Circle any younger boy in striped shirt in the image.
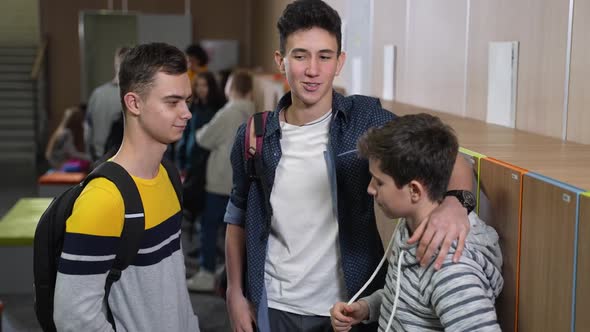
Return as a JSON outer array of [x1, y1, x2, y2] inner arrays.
[[330, 114, 504, 332]]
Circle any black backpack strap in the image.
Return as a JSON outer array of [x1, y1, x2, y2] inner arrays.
[[253, 111, 265, 137], [84, 162, 145, 330], [245, 112, 273, 218], [161, 157, 182, 205]]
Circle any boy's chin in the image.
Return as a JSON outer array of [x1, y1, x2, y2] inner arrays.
[[382, 210, 398, 220], [384, 210, 404, 221]]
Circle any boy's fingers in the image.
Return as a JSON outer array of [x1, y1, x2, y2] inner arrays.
[[415, 224, 434, 261], [453, 228, 468, 263], [407, 219, 427, 244], [420, 231, 444, 266], [434, 233, 455, 270], [333, 319, 351, 327], [331, 304, 352, 322]]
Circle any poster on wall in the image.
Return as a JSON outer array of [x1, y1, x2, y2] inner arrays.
[[343, 0, 373, 96], [80, 12, 192, 100]]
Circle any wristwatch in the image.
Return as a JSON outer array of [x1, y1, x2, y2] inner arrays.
[[444, 190, 476, 214]]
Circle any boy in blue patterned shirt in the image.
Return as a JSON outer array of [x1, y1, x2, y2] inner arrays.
[[224, 1, 475, 331]]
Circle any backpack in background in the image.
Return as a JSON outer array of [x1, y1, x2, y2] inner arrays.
[[181, 147, 209, 221], [33, 159, 182, 332]]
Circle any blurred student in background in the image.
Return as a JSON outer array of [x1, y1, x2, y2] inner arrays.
[[186, 43, 209, 84], [187, 70, 255, 292], [45, 104, 91, 173], [179, 71, 226, 228], [84, 47, 129, 160]]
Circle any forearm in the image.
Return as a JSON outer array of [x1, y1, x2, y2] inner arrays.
[[225, 224, 246, 292], [224, 125, 248, 293], [360, 289, 383, 323], [447, 155, 472, 191], [54, 272, 114, 332]]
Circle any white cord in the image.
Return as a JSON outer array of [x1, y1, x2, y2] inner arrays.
[[384, 250, 405, 332], [347, 220, 403, 305]]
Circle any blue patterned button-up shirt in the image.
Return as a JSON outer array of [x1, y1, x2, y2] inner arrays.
[[225, 91, 396, 331]]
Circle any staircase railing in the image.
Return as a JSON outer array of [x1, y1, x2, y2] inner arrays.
[[31, 39, 47, 81], [30, 39, 49, 173]]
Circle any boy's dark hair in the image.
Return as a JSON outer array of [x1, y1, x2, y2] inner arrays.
[[115, 46, 130, 60], [118, 42, 187, 110], [230, 70, 253, 96], [277, 0, 342, 55], [185, 43, 209, 66], [358, 113, 459, 202]]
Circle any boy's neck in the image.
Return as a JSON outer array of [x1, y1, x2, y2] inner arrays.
[[405, 200, 441, 235], [111, 132, 167, 179], [286, 91, 333, 125]]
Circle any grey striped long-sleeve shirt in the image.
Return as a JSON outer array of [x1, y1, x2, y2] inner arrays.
[[362, 213, 504, 332]]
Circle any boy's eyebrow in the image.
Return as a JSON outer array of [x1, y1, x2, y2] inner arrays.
[[290, 48, 310, 54], [368, 170, 379, 180], [163, 94, 190, 101], [290, 48, 336, 54]]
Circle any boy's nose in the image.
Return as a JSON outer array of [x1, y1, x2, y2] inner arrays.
[[305, 59, 319, 77], [181, 102, 192, 119], [367, 181, 377, 196]]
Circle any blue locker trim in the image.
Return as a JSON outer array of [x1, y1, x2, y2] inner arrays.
[[525, 172, 585, 193], [525, 172, 583, 332]]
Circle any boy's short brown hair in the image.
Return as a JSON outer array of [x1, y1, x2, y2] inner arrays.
[[230, 70, 253, 96], [357, 113, 459, 202]]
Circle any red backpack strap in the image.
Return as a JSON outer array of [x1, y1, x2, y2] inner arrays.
[[244, 111, 274, 218], [245, 111, 270, 160]]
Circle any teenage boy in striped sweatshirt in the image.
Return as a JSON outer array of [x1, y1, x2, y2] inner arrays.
[[331, 114, 504, 332], [54, 43, 200, 331]]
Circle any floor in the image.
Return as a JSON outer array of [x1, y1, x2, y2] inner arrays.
[[0, 161, 231, 332]]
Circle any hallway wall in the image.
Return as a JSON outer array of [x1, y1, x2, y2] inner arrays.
[[40, 0, 249, 132], [0, 0, 39, 46]]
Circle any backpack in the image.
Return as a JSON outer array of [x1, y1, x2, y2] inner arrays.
[[244, 111, 272, 216], [217, 111, 271, 299], [33, 159, 182, 332], [181, 147, 209, 221]]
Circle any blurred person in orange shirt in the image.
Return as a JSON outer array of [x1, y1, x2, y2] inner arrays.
[[186, 43, 209, 83]]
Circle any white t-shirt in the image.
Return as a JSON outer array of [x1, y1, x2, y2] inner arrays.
[[265, 110, 347, 316]]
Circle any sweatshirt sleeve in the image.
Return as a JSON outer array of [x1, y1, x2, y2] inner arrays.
[[195, 107, 229, 151], [224, 123, 248, 226], [360, 289, 384, 323], [53, 180, 124, 332], [430, 263, 501, 332]]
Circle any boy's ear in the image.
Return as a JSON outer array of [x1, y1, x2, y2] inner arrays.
[[408, 181, 424, 202], [274, 50, 286, 74], [123, 92, 141, 116], [335, 51, 346, 76]]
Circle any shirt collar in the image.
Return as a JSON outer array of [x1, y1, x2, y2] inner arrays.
[[265, 90, 352, 137]]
